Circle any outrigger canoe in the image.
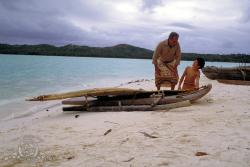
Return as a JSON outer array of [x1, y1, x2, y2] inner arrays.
[[27, 84, 212, 112], [62, 84, 212, 112], [202, 66, 250, 81]]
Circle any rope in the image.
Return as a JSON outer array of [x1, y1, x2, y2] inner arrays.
[[148, 92, 164, 110]]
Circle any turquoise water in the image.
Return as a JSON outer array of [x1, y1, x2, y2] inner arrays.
[[0, 54, 243, 118]]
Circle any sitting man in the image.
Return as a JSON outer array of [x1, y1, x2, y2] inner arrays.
[[178, 58, 205, 90]]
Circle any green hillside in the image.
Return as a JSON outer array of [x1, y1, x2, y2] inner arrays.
[[0, 43, 249, 63]]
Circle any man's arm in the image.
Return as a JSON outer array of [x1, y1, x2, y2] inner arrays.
[[178, 67, 187, 90], [175, 43, 181, 67], [152, 42, 163, 65], [195, 71, 201, 88]]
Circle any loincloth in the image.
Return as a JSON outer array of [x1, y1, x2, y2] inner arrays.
[[182, 81, 196, 90]]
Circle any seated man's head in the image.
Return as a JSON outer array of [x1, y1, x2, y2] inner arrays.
[[193, 58, 205, 69], [168, 32, 179, 47]]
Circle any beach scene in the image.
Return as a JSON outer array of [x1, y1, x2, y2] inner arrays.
[[1, 1, 250, 167]]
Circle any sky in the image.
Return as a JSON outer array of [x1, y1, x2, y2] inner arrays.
[[0, 0, 250, 54]]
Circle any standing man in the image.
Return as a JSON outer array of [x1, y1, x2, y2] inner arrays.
[[152, 32, 181, 90]]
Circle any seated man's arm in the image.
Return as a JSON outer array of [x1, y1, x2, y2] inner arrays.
[[178, 67, 187, 90], [195, 71, 201, 88]]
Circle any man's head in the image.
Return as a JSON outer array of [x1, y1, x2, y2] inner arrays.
[[168, 32, 179, 47], [193, 57, 205, 69]]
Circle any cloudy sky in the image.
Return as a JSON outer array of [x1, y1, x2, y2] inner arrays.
[[0, 0, 250, 54]]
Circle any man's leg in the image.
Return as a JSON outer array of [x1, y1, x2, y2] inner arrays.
[[171, 84, 175, 90]]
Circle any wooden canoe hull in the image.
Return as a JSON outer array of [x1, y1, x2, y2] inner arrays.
[[62, 84, 212, 111], [202, 66, 250, 80], [62, 84, 211, 106], [217, 79, 250, 85], [63, 101, 191, 112], [27, 87, 185, 101]]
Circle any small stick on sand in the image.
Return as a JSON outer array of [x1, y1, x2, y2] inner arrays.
[[104, 129, 112, 136], [122, 157, 135, 162], [139, 131, 158, 138], [195, 152, 208, 156], [104, 121, 120, 125]]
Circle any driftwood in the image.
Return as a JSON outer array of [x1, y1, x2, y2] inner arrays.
[[122, 157, 135, 162], [104, 129, 112, 136], [63, 100, 191, 112], [195, 152, 208, 156], [104, 121, 119, 125], [139, 132, 158, 138]]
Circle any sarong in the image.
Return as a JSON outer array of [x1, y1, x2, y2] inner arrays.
[[155, 59, 179, 88]]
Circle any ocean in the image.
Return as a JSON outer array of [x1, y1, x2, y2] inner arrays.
[[0, 54, 243, 119]]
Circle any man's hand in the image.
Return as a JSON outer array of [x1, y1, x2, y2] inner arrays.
[[155, 64, 161, 75]]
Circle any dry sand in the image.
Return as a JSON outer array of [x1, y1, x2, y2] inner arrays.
[[0, 75, 250, 167]]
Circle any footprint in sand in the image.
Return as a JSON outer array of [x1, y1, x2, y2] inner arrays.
[[64, 127, 76, 133]]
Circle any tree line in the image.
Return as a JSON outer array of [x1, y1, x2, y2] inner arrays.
[[0, 43, 249, 63]]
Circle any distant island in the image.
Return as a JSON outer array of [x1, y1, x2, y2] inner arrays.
[[0, 43, 249, 63]]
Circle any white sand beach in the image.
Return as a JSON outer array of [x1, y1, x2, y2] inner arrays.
[[0, 75, 250, 167]]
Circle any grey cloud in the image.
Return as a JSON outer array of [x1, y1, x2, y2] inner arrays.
[[221, 41, 234, 49], [0, 0, 113, 46], [240, 5, 250, 23], [179, 26, 250, 54], [0, 0, 250, 54], [170, 23, 196, 30], [142, 0, 162, 11]]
